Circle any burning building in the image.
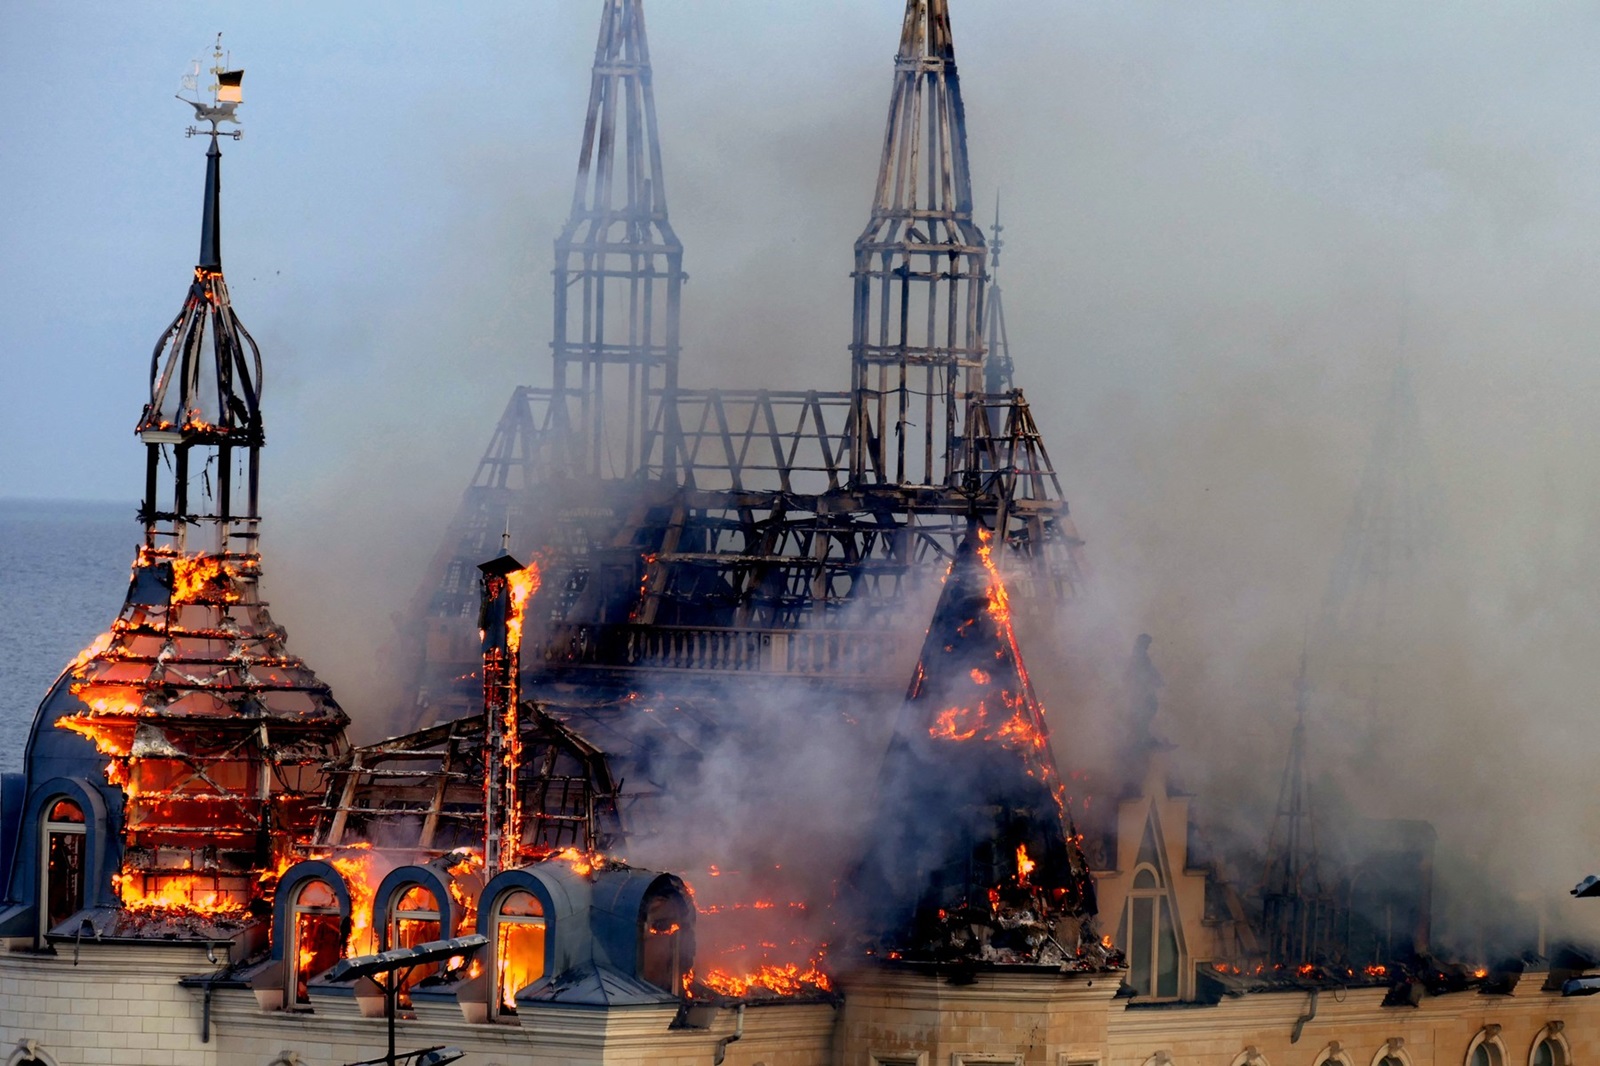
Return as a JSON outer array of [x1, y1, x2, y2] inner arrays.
[[0, 74, 349, 947], [3, 4, 1600, 1066]]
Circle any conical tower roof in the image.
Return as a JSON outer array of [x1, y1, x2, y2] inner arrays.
[[5, 112, 348, 940], [851, 526, 1099, 965]]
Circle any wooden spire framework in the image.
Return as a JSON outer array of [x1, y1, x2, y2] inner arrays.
[[850, 0, 988, 488], [402, 0, 1087, 728], [552, 0, 685, 481]]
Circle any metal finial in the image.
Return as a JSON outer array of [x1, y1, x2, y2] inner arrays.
[[989, 191, 1005, 275]]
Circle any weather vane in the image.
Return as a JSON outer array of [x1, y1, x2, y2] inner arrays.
[[178, 33, 244, 140]]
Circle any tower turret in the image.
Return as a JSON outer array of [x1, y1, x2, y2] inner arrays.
[[0, 58, 348, 942]]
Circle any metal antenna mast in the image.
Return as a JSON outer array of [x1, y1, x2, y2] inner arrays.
[[850, 0, 988, 488], [552, 0, 684, 480]]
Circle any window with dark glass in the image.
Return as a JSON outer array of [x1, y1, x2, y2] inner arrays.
[[1532, 1038, 1566, 1066], [41, 798, 87, 940], [1470, 1042, 1503, 1066], [1115, 817, 1179, 998]]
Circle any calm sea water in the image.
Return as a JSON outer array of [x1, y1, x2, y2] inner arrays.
[[0, 499, 139, 774]]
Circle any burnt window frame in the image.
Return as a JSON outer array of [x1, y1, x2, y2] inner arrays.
[[288, 876, 343, 1006], [639, 879, 691, 995], [488, 886, 548, 1019], [37, 795, 87, 945], [384, 882, 445, 1006]]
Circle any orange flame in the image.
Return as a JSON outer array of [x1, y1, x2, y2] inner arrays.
[[695, 961, 832, 998], [168, 555, 242, 604], [504, 564, 541, 661], [1016, 844, 1036, 885], [327, 844, 385, 956], [113, 872, 247, 916]]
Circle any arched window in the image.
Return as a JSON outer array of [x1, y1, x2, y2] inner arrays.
[[1468, 1029, 1507, 1066], [289, 879, 342, 1005], [1371, 1041, 1412, 1066], [39, 798, 86, 941], [491, 889, 546, 1017], [1530, 1026, 1569, 1066], [1118, 864, 1178, 998], [385, 884, 443, 1006], [640, 880, 691, 994], [6, 1044, 61, 1066], [1115, 813, 1181, 999]]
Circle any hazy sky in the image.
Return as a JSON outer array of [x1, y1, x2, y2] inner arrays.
[[7, 1, 1600, 935]]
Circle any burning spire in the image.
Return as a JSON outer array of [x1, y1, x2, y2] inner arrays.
[[553, 0, 685, 480], [850, 0, 988, 487], [849, 525, 1101, 966], [7, 65, 349, 934]]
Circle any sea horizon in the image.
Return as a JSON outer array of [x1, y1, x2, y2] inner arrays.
[[0, 498, 139, 774]]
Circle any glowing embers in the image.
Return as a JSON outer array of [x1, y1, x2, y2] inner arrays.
[[692, 962, 831, 999], [491, 889, 546, 1014], [921, 530, 1057, 771], [685, 865, 832, 1003]]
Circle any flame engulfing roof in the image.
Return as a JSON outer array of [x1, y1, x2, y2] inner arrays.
[[848, 526, 1106, 968], [46, 548, 348, 927]]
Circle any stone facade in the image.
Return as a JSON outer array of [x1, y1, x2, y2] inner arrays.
[[6, 938, 1600, 1066]]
